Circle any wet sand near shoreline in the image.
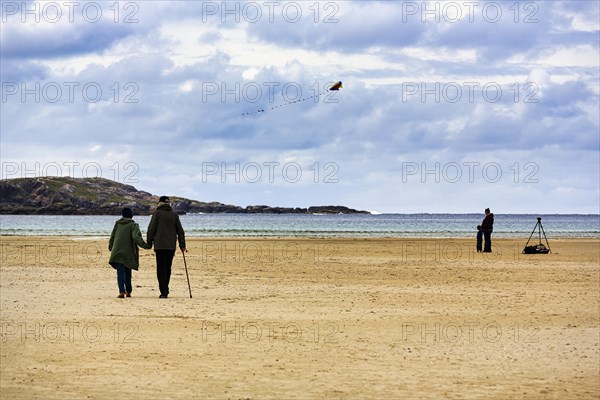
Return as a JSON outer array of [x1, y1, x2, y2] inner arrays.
[[1, 236, 599, 399]]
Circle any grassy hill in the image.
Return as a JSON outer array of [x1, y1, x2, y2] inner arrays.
[[0, 177, 368, 215]]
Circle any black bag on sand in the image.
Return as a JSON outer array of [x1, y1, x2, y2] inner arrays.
[[523, 244, 550, 254]]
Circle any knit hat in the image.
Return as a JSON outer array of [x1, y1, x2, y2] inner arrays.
[[159, 196, 170, 203], [121, 207, 133, 218]]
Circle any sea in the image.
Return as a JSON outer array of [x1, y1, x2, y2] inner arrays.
[[0, 214, 598, 239]]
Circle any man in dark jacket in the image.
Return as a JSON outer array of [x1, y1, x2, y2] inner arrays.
[[480, 208, 494, 252], [147, 196, 186, 298]]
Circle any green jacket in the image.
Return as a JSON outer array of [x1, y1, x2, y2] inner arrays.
[[147, 203, 186, 251], [108, 218, 149, 270]]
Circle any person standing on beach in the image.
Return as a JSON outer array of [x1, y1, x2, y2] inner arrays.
[[477, 208, 494, 253], [146, 196, 187, 298], [108, 207, 151, 298]]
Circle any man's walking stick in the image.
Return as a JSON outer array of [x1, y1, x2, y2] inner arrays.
[[182, 249, 192, 298]]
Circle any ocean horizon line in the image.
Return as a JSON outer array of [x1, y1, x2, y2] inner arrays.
[[1, 213, 598, 239], [1, 212, 598, 216]]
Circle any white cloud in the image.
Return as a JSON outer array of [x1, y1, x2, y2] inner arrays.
[[1, 0, 598, 213], [536, 45, 600, 68]]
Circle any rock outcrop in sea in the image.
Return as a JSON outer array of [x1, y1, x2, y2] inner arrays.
[[0, 177, 370, 215]]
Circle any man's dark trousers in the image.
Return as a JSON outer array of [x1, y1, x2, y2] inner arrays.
[[483, 229, 492, 252], [156, 249, 175, 296]]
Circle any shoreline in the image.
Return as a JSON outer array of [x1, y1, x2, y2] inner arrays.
[[2, 213, 597, 240], [1, 234, 598, 240]]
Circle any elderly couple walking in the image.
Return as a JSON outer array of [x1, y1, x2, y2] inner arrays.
[[108, 196, 186, 299]]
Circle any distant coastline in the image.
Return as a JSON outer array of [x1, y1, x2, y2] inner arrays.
[[0, 177, 369, 215]]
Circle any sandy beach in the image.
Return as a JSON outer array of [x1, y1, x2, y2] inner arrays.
[[1, 236, 598, 399]]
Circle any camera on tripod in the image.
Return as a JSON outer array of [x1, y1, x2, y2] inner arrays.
[[523, 217, 551, 254]]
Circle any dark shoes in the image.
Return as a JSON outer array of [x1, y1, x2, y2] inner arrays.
[[119, 292, 167, 298]]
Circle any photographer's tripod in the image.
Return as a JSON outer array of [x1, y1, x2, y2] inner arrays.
[[523, 217, 551, 254]]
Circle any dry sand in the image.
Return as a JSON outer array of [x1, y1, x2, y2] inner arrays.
[[1, 236, 599, 399]]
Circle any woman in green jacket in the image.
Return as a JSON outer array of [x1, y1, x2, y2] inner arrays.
[[108, 208, 150, 298]]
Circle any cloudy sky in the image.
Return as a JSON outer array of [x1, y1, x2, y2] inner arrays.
[[1, 1, 598, 213]]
